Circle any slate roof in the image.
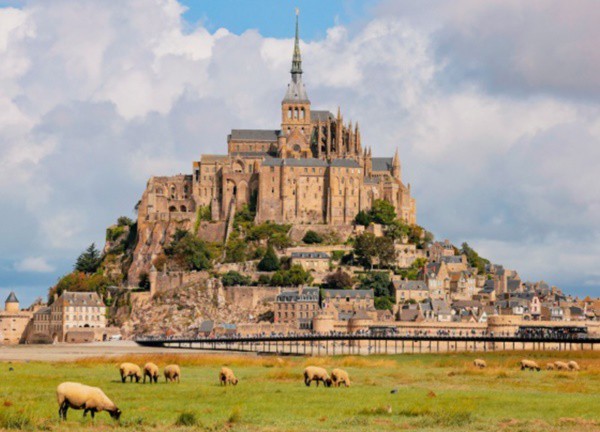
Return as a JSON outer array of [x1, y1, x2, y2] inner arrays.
[[262, 158, 329, 167], [291, 252, 330, 259], [330, 159, 361, 168], [5, 291, 18, 303], [323, 289, 374, 299], [57, 291, 104, 307], [399, 309, 421, 322], [276, 288, 319, 302], [393, 280, 428, 291], [364, 177, 380, 185], [229, 129, 280, 142], [198, 320, 214, 333], [441, 256, 464, 264], [371, 157, 393, 172], [311, 110, 334, 122]]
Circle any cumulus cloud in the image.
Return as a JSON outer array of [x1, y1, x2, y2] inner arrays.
[[0, 0, 599, 304], [14, 256, 54, 273]]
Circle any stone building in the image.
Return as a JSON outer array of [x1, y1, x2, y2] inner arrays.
[[30, 291, 108, 343], [274, 287, 319, 329], [0, 292, 33, 345], [322, 289, 375, 314], [290, 251, 330, 272], [136, 12, 416, 242]]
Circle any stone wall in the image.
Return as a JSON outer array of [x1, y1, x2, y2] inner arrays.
[[150, 270, 210, 296], [224, 286, 282, 310]]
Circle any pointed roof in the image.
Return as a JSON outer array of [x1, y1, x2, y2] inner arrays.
[[283, 9, 309, 103], [5, 291, 18, 303]]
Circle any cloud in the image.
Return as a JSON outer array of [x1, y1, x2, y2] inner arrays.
[[0, 0, 599, 304], [14, 256, 55, 273]]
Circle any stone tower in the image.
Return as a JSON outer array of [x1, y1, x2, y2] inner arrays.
[[280, 9, 311, 158], [5, 291, 19, 313]]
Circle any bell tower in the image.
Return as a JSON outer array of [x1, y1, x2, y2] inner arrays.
[[281, 9, 311, 157]]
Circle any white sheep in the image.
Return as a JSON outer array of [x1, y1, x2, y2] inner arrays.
[[568, 361, 580, 371], [56, 382, 121, 420], [554, 361, 569, 371], [520, 359, 540, 371], [119, 362, 142, 383], [143, 362, 159, 384], [164, 364, 181, 383], [303, 366, 332, 387], [331, 368, 351, 387], [473, 359, 487, 369], [219, 367, 238, 386]]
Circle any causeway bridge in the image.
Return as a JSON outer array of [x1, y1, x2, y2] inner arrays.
[[135, 334, 600, 356]]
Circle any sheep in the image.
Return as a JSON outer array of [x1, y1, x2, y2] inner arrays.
[[473, 359, 487, 369], [164, 364, 181, 383], [143, 362, 159, 384], [219, 367, 238, 386], [520, 359, 540, 371], [56, 382, 121, 421], [546, 362, 555, 371], [303, 366, 332, 387], [568, 361, 580, 371], [554, 361, 570, 371], [119, 362, 142, 383], [331, 368, 351, 387]]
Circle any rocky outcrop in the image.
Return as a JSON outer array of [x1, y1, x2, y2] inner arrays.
[[121, 278, 273, 338]]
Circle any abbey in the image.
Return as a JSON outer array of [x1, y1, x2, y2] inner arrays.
[[140, 14, 416, 228]]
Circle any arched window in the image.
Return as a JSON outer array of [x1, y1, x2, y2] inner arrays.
[[294, 107, 299, 119], [300, 108, 305, 119], [169, 206, 176, 212], [180, 205, 187, 212], [170, 185, 176, 199], [288, 108, 292, 119], [155, 187, 163, 195]]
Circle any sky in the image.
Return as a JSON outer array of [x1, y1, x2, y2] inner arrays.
[[0, 0, 599, 306]]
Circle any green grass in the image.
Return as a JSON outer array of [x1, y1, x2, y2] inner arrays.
[[1, 352, 600, 431]]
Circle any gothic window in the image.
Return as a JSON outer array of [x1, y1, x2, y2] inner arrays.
[[288, 108, 292, 119], [170, 186, 176, 199], [180, 205, 187, 212], [169, 206, 176, 212], [300, 108, 305, 119], [294, 107, 299, 119]]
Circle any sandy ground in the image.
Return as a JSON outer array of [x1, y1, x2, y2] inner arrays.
[[0, 341, 230, 362]]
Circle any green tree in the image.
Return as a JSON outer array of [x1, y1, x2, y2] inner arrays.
[[48, 272, 112, 304], [353, 232, 379, 269], [74, 243, 102, 274], [385, 220, 410, 242], [224, 233, 248, 263], [302, 230, 323, 244], [375, 236, 396, 268], [257, 245, 280, 271], [221, 271, 251, 286], [370, 199, 397, 225], [461, 242, 490, 274], [164, 231, 212, 271], [354, 210, 372, 227], [270, 265, 311, 286], [374, 296, 394, 311], [358, 272, 392, 297], [324, 269, 353, 290], [269, 232, 292, 250]]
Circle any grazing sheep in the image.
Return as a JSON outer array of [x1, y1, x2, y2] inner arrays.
[[546, 362, 555, 371], [568, 361, 580, 371], [473, 359, 487, 369], [219, 367, 238, 386], [143, 362, 159, 384], [331, 368, 351, 387], [554, 361, 570, 371], [56, 382, 121, 421], [520, 359, 541, 371], [303, 366, 332, 387], [164, 364, 181, 383], [119, 362, 142, 383]]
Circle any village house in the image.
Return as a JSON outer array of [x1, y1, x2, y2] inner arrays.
[[393, 280, 429, 305], [274, 287, 319, 329], [322, 289, 374, 314], [290, 251, 330, 272], [428, 240, 456, 262]]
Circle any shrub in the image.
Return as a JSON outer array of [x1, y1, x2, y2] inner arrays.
[[358, 272, 392, 297], [257, 274, 271, 285], [224, 234, 248, 263], [117, 216, 133, 226], [302, 230, 323, 244], [258, 245, 280, 272], [175, 412, 198, 427], [106, 225, 125, 242], [270, 265, 312, 286], [221, 271, 251, 287], [370, 199, 396, 225], [324, 269, 353, 290], [164, 229, 212, 271], [354, 210, 372, 227], [331, 250, 345, 261], [375, 296, 394, 311]]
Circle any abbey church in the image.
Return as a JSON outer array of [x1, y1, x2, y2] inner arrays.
[[139, 14, 416, 230]]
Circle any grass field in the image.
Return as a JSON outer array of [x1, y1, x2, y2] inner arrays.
[[1, 351, 600, 431]]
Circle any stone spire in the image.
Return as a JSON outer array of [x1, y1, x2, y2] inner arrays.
[[283, 9, 309, 103], [392, 147, 401, 179]]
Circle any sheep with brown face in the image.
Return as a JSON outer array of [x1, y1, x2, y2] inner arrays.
[[119, 362, 142, 383], [520, 359, 541, 371], [303, 366, 332, 387], [164, 364, 181, 383], [219, 367, 238, 386], [143, 362, 159, 383], [473, 359, 487, 369], [331, 368, 350, 387], [57, 382, 121, 421]]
